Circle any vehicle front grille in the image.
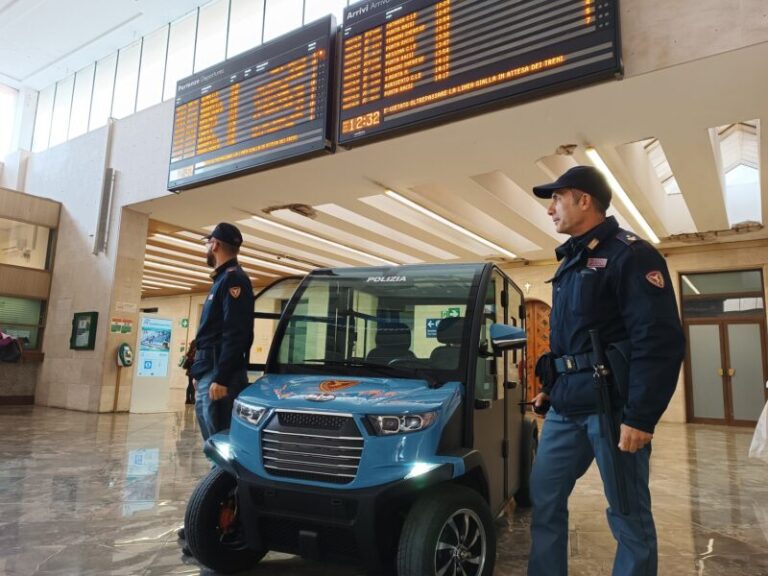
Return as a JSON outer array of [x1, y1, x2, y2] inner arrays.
[[262, 410, 363, 484]]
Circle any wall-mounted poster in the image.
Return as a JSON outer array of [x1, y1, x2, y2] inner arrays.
[[70, 311, 98, 350], [136, 317, 172, 378]]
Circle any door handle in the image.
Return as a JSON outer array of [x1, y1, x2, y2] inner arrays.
[[727, 368, 735, 377], [718, 368, 724, 376]]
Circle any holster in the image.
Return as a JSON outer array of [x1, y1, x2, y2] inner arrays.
[[534, 351, 557, 393], [604, 339, 631, 402]]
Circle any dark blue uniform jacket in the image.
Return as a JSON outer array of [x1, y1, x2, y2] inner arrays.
[[547, 216, 685, 433], [193, 258, 255, 387]]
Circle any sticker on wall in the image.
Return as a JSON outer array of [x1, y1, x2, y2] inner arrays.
[[111, 318, 134, 334], [180, 318, 189, 328]]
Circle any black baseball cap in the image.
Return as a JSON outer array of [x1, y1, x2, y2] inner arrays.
[[533, 165, 612, 209], [204, 222, 243, 248]]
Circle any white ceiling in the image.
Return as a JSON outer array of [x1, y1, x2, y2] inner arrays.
[[0, 0, 208, 89], [0, 0, 764, 295], [133, 39, 768, 295]]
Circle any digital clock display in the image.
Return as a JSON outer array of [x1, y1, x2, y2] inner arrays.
[[168, 16, 336, 191], [337, 0, 621, 146]]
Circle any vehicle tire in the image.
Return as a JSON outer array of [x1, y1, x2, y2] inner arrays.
[[514, 418, 538, 508], [397, 485, 495, 576], [184, 467, 265, 574]]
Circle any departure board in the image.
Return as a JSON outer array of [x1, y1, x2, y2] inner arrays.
[[168, 17, 335, 190], [338, 0, 620, 145]]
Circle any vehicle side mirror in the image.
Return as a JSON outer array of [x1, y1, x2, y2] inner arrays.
[[490, 323, 527, 351]]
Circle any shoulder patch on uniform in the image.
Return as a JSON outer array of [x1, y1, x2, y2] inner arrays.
[[645, 271, 665, 288], [616, 231, 638, 245], [229, 286, 242, 299]]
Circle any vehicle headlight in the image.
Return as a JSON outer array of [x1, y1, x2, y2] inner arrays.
[[366, 411, 437, 435], [234, 399, 267, 426]]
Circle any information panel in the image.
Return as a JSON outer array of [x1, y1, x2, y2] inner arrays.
[[137, 317, 172, 378], [168, 16, 335, 190], [338, 0, 620, 145]]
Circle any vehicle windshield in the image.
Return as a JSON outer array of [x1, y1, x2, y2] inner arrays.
[[270, 264, 485, 383]]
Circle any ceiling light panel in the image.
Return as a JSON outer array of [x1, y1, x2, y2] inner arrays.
[[359, 195, 495, 257], [314, 203, 459, 260], [182, 228, 351, 268], [585, 147, 661, 244], [246, 216, 399, 266], [269, 209, 422, 264]]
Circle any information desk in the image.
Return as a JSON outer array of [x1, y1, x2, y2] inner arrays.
[[338, 0, 620, 145], [168, 16, 335, 190]]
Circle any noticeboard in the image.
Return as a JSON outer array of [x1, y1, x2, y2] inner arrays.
[[337, 0, 621, 146], [168, 16, 336, 190]]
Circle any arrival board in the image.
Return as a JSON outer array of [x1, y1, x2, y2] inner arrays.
[[338, 0, 620, 145], [168, 16, 335, 190]]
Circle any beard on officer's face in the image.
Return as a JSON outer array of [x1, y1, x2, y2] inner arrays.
[[206, 248, 215, 268]]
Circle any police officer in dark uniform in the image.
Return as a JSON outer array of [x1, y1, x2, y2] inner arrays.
[[527, 166, 685, 576], [190, 222, 255, 440]]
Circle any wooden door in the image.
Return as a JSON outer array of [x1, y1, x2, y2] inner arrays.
[[524, 299, 551, 403]]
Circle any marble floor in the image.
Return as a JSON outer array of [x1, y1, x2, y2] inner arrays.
[[0, 405, 766, 576]]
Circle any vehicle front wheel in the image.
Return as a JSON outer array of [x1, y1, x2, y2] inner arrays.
[[184, 467, 265, 574], [397, 485, 495, 576]]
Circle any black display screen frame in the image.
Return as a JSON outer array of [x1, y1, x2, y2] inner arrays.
[[167, 15, 337, 191], [337, 0, 622, 147]]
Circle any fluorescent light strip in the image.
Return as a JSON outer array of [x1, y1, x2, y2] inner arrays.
[[144, 261, 212, 279], [250, 215, 398, 266], [152, 233, 206, 252], [142, 269, 210, 284], [384, 190, 518, 259], [585, 147, 661, 244], [682, 275, 701, 295], [145, 254, 214, 273], [143, 275, 196, 287], [175, 230, 317, 270], [142, 279, 193, 290], [237, 254, 307, 275], [146, 244, 205, 261]]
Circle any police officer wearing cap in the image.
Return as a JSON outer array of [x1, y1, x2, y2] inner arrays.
[[527, 166, 685, 576], [190, 222, 255, 440]]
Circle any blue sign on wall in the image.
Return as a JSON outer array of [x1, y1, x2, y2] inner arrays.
[[426, 318, 441, 338]]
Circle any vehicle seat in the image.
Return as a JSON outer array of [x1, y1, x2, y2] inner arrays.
[[429, 317, 464, 369], [366, 322, 416, 364]]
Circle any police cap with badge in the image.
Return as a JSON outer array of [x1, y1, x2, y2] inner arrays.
[[204, 222, 243, 248], [532, 165, 612, 212]]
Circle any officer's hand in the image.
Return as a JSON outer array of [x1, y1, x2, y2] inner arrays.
[[209, 382, 228, 401], [618, 424, 652, 453], [192, 379, 197, 390], [533, 392, 550, 416]]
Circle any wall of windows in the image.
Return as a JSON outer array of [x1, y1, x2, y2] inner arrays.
[[31, 0, 359, 152], [0, 84, 18, 159]]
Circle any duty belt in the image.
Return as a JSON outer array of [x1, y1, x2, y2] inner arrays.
[[195, 348, 215, 361], [554, 352, 594, 374]]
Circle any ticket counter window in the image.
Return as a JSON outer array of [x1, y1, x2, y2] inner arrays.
[[0, 296, 45, 349], [0, 217, 52, 271]]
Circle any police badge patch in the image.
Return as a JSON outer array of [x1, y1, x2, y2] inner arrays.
[[229, 286, 242, 298], [645, 271, 665, 288]]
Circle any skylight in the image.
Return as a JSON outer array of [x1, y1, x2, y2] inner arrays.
[[642, 138, 681, 196], [714, 120, 761, 226]]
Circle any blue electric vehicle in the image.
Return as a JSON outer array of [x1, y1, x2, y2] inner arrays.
[[184, 263, 537, 575]]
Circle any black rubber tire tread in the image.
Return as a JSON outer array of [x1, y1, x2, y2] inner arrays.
[[514, 418, 539, 508], [184, 467, 264, 574], [397, 484, 496, 576]]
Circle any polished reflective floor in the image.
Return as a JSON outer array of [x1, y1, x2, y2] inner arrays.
[[0, 406, 766, 575]]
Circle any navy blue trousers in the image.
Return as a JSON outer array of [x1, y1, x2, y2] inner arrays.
[[528, 409, 657, 576]]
